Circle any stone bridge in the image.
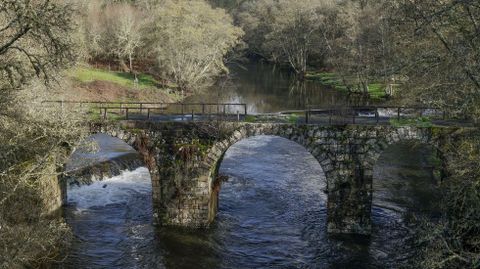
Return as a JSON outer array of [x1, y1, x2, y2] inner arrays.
[[88, 120, 453, 235]]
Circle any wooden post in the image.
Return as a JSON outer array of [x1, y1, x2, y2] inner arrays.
[[397, 107, 401, 121], [305, 110, 309, 124], [244, 104, 247, 118], [191, 110, 194, 121], [125, 108, 129, 120], [140, 103, 143, 114], [103, 108, 107, 120], [375, 108, 379, 124], [202, 103, 205, 115], [237, 110, 240, 122], [147, 108, 151, 120]]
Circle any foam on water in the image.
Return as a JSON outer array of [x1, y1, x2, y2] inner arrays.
[[67, 167, 151, 210]]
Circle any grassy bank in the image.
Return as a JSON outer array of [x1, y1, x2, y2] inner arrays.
[[70, 67, 167, 90], [64, 66, 182, 103], [305, 71, 387, 99]]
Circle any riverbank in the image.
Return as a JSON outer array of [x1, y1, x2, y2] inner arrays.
[[57, 65, 183, 103], [305, 71, 389, 99]]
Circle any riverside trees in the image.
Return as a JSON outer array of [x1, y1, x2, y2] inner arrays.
[[80, 0, 243, 94], [149, 0, 244, 92], [0, 0, 87, 266], [237, 0, 336, 78]]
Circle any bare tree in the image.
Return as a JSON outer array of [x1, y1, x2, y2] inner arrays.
[[149, 0, 244, 94], [238, 0, 335, 78], [0, 0, 87, 266]]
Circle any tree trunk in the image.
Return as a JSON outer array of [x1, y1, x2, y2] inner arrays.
[[129, 53, 133, 73]]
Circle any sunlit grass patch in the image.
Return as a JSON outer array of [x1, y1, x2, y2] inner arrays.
[[306, 71, 387, 99], [390, 117, 433, 128], [69, 67, 160, 90]]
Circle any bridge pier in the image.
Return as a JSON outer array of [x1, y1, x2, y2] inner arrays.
[[326, 161, 373, 234]]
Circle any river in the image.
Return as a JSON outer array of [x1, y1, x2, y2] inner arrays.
[[184, 61, 375, 114], [57, 63, 441, 268]]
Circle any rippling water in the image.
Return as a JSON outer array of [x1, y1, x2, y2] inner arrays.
[[58, 136, 439, 269]]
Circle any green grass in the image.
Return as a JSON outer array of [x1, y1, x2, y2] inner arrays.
[[287, 113, 300, 123], [70, 67, 161, 90], [368, 83, 386, 99], [390, 117, 433, 128], [244, 115, 257, 123], [306, 71, 387, 99]]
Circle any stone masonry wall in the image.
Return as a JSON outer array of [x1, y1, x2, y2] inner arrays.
[[93, 121, 449, 235]]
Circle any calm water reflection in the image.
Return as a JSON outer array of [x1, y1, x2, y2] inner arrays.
[[185, 62, 354, 113]]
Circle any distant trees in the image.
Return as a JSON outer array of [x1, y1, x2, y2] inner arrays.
[[237, 0, 335, 77], [148, 0, 243, 92], [322, 1, 396, 95], [79, 0, 243, 94], [81, 2, 147, 73]]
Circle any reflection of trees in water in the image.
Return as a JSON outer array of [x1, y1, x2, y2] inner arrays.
[[186, 61, 380, 112], [289, 79, 308, 108]]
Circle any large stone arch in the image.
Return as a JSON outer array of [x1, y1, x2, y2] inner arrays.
[[361, 127, 442, 196], [88, 123, 163, 224], [201, 124, 334, 225]]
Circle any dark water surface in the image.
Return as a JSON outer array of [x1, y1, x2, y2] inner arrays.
[[184, 62, 353, 114], [58, 135, 440, 269]]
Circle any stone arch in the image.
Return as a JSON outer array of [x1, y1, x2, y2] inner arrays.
[[201, 124, 334, 225], [68, 125, 163, 224], [358, 127, 442, 224]]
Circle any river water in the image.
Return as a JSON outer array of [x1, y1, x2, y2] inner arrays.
[[58, 63, 440, 268], [58, 135, 440, 269], [184, 62, 370, 114]]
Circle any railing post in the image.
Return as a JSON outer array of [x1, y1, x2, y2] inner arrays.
[[375, 108, 379, 124], [103, 108, 107, 120], [244, 104, 247, 118], [125, 108, 129, 120], [237, 110, 240, 122], [329, 109, 332, 125], [191, 110, 194, 121], [202, 103, 205, 115], [181, 103, 184, 121], [397, 107, 401, 121], [352, 108, 356, 124], [140, 103, 143, 114], [147, 108, 151, 120], [305, 109, 309, 124]]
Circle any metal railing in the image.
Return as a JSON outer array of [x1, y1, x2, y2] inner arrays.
[[44, 101, 473, 126], [301, 105, 462, 125], [44, 101, 248, 122]]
